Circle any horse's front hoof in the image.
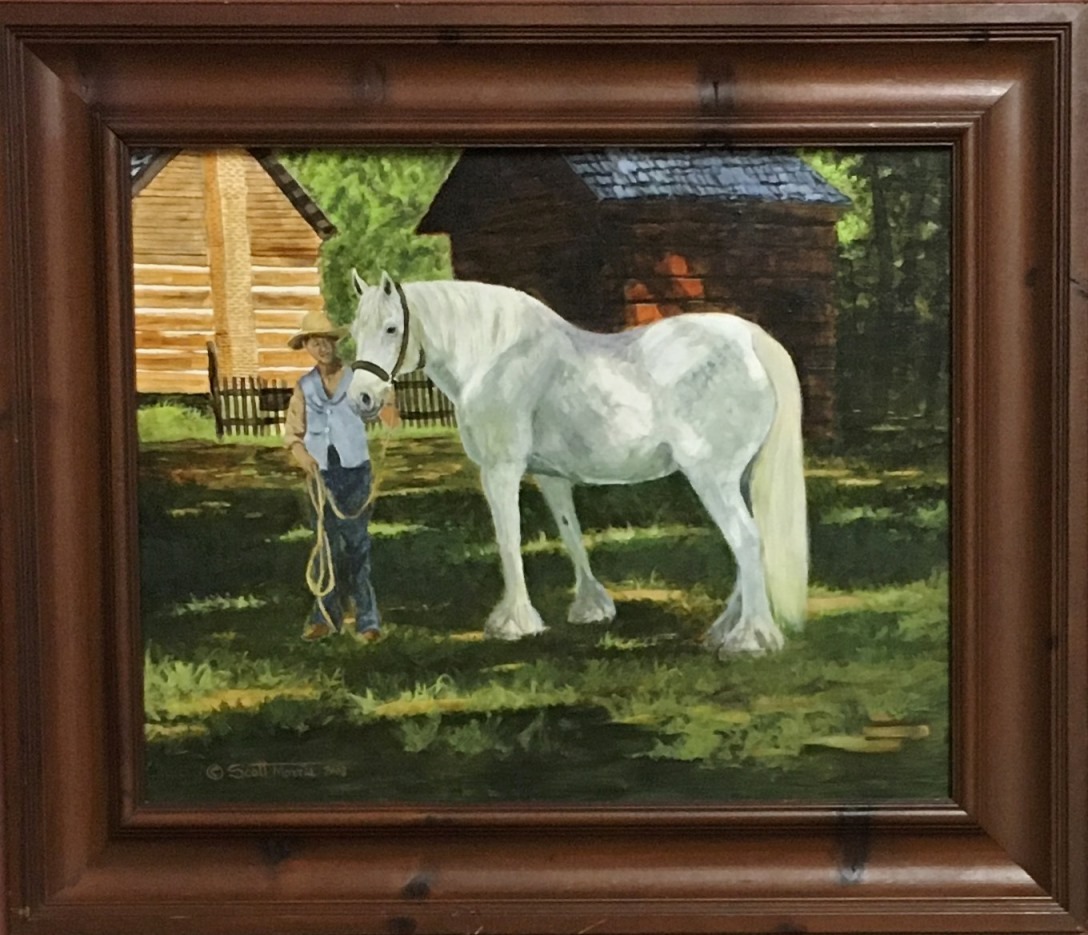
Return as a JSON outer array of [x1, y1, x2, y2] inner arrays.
[[484, 602, 547, 640]]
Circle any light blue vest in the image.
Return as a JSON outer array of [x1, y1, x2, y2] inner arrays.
[[300, 368, 370, 470]]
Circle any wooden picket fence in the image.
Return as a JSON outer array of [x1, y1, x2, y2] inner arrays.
[[392, 371, 457, 428], [207, 343, 293, 438], [206, 342, 456, 439], [210, 377, 294, 438]]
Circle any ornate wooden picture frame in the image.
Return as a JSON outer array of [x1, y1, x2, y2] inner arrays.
[[0, 1, 1084, 932]]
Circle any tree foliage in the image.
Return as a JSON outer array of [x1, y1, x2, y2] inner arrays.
[[276, 149, 459, 327], [806, 150, 951, 436]]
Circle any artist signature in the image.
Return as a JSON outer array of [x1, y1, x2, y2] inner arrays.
[[205, 761, 348, 781]]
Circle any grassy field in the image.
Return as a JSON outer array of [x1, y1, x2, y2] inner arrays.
[[138, 405, 950, 805]]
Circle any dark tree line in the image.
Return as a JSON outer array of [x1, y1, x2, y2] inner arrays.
[[807, 149, 952, 437]]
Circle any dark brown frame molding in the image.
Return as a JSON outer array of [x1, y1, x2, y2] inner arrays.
[[1, 2, 1085, 933]]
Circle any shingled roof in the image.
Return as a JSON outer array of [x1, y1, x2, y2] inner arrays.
[[129, 149, 163, 183], [563, 150, 849, 205], [129, 148, 337, 239]]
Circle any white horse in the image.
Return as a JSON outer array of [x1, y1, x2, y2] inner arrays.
[[347, 272, 808, 655]]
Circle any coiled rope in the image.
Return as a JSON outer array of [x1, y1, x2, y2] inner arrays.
[[303, 433, 389, 632]]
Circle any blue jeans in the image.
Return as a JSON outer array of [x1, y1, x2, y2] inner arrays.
[[308, 454, 379, 634]]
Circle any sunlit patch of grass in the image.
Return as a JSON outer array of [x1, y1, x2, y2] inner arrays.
[[821, 505, 895, 525], [161, 686, 321, 718], [144, 648, 343, 730], [466, 524, 711, 560], [586, 525, 710, 547], [912, 501, 948, 529], [137, 404, 284, 447], [831, 573, 947, 615], [611, 586, 686, 604], [370, 521, 429, 538], [371, 697, 471, 718], [166, 499, 234, 520], [271, 521, 434, 549], [168, 594, 268, 617], [803, 735, 904, 754], [609, 577, 720, 620], [806, 594, 866, 615], [273, 525, 312, 543], [208, 631, 240, 646], [145, 722, 210, 741], [806, 456, 946, 488], [345, 671, 579, 725], [137, 404, 219, 443], [819, 501, 947, 531], [596, 632, 678, 652]]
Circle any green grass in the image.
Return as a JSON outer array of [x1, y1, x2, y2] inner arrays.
[[137, 403, 222, 443], [137, 401, 461, 447], [137, 423, 949, 805]]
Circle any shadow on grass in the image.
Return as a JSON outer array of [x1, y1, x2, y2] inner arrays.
[[146, 700, 950, 806], [138, 438, 951, 806], [140, 466, 948, 618]]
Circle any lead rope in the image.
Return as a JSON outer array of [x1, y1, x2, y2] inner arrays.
[[303, 428, 392, 632]]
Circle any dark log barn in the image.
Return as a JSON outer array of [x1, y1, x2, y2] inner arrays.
[[417, 150, 849, 438]]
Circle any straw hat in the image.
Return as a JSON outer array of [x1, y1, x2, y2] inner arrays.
[[287, 309, 349, 350]]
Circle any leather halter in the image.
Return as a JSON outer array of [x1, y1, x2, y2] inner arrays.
[[351, 281, 424, 383]]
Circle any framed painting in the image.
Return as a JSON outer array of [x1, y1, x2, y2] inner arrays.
[[0, 2, 1085, 934], [133, 143, 951, 808]]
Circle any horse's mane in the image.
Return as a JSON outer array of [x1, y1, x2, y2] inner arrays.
[[403, 279, 566, 364]]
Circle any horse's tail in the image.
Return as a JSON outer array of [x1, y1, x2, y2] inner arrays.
[[747, 324, 809, 631]]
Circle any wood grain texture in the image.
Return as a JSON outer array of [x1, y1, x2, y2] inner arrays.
[[131, 149, 322, 389], [0, 3, 1084, 934]]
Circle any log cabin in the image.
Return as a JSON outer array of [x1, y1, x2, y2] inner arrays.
[[131, 149, 335, 395], [417, 149, 849, 438]]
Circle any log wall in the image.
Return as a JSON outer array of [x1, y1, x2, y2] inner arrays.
[[132, 151, 323, 395], [603, 201, 841, 438], [442, 185, 842, 438], [427, 154, 609, 330]]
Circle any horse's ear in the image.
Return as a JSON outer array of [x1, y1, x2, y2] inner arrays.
[[380, 271, 394, 296], [351, 269, 367, 296]]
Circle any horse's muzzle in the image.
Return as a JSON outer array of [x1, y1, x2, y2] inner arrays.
[[353, 394, 384, 423]]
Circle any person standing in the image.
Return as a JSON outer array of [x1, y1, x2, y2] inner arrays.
[[283, 309, 381, 642]]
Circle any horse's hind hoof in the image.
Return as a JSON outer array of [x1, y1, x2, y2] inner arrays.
[[724, 635, 784, 656], [486, 625, 548, 641], [705, 620, 785, 656], [567, 581, 616, 624], [567, 600, 616, 625]]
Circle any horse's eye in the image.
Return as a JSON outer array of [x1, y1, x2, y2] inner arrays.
[[385, 325, 397, 335]]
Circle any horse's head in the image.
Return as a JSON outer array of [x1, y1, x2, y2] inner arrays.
[[347, 270, 424, 420]]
